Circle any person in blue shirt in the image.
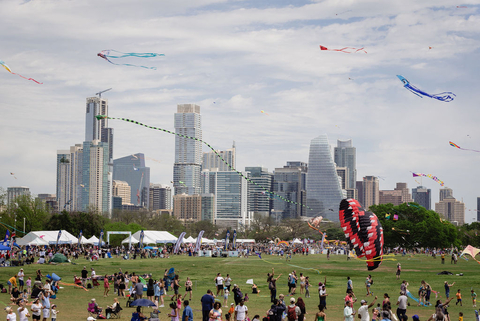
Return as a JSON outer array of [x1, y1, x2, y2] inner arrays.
[[182, 300, 193, 321], [201, 289, 215, 321]]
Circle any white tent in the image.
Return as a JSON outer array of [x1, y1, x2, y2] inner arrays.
[[16, 236, 48, 246], [236, 239, 256, 244], [20, 230, 78, 245], [79, 236, 89, 244], [184, 236, 195, 243], [121, 230, 177, 245], [85, 236, 105, 246], [292, 238, 303, 244], [193, 237, 215, 244]]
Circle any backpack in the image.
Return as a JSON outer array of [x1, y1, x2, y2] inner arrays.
[[287, 306, 297, 321]]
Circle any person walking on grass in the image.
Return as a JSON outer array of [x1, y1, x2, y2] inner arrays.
[[456, 289, 462, 306]]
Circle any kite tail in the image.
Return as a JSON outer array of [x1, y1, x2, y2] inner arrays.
[[11, 72, 43, 84], [431, 92, 456, 102], [106, 50, 165, 58], [405, 84, 428, 98]]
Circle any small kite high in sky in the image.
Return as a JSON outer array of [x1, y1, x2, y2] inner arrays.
[[0, 60, 42, 84], [449, 141, 480, 153], [319, 45, 367, 53], [396, 75, 455, 102], [412, 172, 445, 186], [260, 110, 269, 115], [97, 50, 165, 70]]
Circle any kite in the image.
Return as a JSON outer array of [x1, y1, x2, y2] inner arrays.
[[308, 216, 325, 235], [277, 241, 289, 246], [179, 181, 187, 187], [0, 60, 42, 84], [131, 154, 161, 163], [319, 45, 367, 53], [457, 5, 467, 8], [10, 173, 16, 179], [97, 50, 164, 70], [96, 115, 312, 211], [339, 198, 384, 270], [449, 141, 480, 153], [260, 110, 269, 116], [396, 75, 455, 102], [411, 172, 444, 186], [460, 245, 480, 264]]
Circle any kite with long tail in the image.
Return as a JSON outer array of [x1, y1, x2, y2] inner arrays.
[[0, 60, 42, 84], [96, 115, 312, 210], [397, 75, 455, 102], [449, 141, 480, 153], [97, 50, 165, 70], [319, 45, 367, 53], [411, 172, 444, 186]]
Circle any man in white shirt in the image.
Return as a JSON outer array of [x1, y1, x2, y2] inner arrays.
[[344, 300, 355, 321], [18, 269, 25, 292], [17, 299, 30, 321], [234, 299, 248, 321], [358, 296, 378, 321], [396, 291, 408, 321], [215, 273, 224, 296]]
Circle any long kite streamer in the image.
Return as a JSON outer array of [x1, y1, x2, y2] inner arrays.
[[96, 115, 312, 210], [449, 141, 480, 153], [97, 50, 165, 70], [319, 45, 367, 53], [412, 172, 444, 186], [397, 75, 455, 102], [0, 60, 42, 84]]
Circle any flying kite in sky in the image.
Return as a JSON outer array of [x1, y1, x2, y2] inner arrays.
[[460, 245, 480, 264], [10, 173, 17, 179], [319, 45, 367, 53], [339, 198, 384, 270], [308, 216, 325, 235], [0, 60, 42, 84], [449, 141, 480, 153], [396, 75, 455, 102], [97, 50, 165, 70], [260, 110, 269, 116], [412, 172, 445, 186], [96, 115, 312, 211]]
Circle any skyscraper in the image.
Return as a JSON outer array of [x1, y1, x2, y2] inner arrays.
[[412, 186, 431, 209], [149, 184, 172, 210], [334, 139, 357, 190], [113, 180, 131, 205], [477, 197, 480, 222], [203, 143, 236, 171], [7, 187, 30, 205], [56, 150, 71, 210], [379, 183, 413, 206], [435, 196, 465, 225], [362, 176, 379, 210], [173, 104, 202, 195], [113, 153, 150, 208], [439, 188, 453, 201], [69, 144, 84, 212], [245, 167, 273, 218], [273, 162, 308, 219], [306, 135, 344, 221], [81, 140, 110, 213]]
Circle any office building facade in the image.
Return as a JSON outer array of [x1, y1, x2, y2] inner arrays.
[[435, 196, 465, 225], [203, 144, 236, 172], [412, 186, 431, 210], [7, 187, 30, 205], [149, 184, 172, 210], [273, 162, 308, 219], [113, 180, 131, 205], [245, 166, 273, 218], [334, 139, 357, 190], [56, 150, 71, 211], [173, 194, 202, 223], [362, 176, 379, 210], [81, 140, 110, 213], [113, 153, 150, 208]]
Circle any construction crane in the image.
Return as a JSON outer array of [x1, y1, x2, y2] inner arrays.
[[95, 88, 112, 98]]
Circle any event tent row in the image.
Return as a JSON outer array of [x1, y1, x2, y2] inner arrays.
[[120, 231, 217, 245]]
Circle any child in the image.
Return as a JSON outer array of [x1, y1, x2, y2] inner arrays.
[[456, 289, 462, 306], [22, 290, 28, 303], [472, 289, 477, 307], [104, 274, 110, 297], [26, 277, 32, 295], [244, 293, 249, 302], [177, 294, 182, 310], [372, 308, 379, 321], [51, 304, 58, 321], [305, 277, 310, 298], [459, 312, 463, 321], [227, 303, 235, 321], [223, 288, 229, 307], [252, 315, 260, 321]]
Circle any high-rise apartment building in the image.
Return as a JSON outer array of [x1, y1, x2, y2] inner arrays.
[[203, 144, 236, 172], [81, 140, 110, 213], [307, 135, 343, 221], [173, 194, 202, 223], [435, 196, 465, 225], [273, 162, 308, 219], [362, 176, 379, 210], [113, 180, 131, 205], [56, 150, 71, 210], [245, 167, 273, 218], [439, 188, 453, 201], [113, 153, 150, 208], [149, 184, 172, 210], [334, 139, 357, 190], [477, 197, 480, 222], [7, 187, 30, 205], [201, 193, 215, 223], [412, 186, 431, 210], [379, 183, 413, 206], [173, 104, 202, 195]]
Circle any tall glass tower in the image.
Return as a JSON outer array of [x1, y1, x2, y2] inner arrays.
[[173, 104, 202, 195], [334, 139, 356, 190], [306, 135, 344, 221]]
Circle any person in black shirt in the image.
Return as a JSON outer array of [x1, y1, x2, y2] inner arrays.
[[81, 266, 88, 288]]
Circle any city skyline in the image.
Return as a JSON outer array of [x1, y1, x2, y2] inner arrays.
[[1, 1, 479, 223]]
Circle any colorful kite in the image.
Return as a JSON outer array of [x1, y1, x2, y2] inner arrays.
[[396, 75, 455, 102], [449, 141, 480, 153], [96, 115, 312, 211], [260, 110, 269, 116], [97, 50, 164, 70], [460, 245, 480, 264], [319, 45, 367, 53], [0, 60, 42, 84], [10, 173, 16, 179], [308, 216, 325, 235], [412, 172, 444, 186]]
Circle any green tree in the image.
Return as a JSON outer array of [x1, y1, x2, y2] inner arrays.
[[149, 213, 185, 236], [187, 220, 217, 239]]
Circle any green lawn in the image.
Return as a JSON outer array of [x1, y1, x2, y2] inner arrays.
[[0, 253, 477, 320]]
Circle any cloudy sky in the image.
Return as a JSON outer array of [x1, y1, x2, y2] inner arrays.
[[1, 0, 479, 222]]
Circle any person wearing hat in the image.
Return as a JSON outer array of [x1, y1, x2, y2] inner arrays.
[[5, 306, 16, 321], [18, 268, 25, 292], [51, 304, 58, 321], [31, 297, 43, 321], [358, 296, 378, 321], [287, 297, 301, 321]]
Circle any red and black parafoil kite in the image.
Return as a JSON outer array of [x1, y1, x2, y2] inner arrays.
[[339, 198, 384, 270]]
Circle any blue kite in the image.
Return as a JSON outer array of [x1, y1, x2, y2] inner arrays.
[[396, 75, 455, 102], [97, 50, 164, 70]]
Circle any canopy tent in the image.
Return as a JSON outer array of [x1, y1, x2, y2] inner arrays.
[[193, 237, 215, 244], [85, 236, 105, 246], [18, 230, 78, 245], [16, 236, 49, 246], [236, 239, 256, 244], [184, 236, 195, 243], [292, 238, 303, 244], [121, 230, 177, 245], [79, 236, 89, 244]]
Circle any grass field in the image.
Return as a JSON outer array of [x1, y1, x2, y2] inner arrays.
[[0, 253, 478, 320]]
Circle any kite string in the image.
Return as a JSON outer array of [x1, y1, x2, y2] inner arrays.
[[102, 116, 312, 211]]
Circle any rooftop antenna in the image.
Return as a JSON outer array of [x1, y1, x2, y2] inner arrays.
[[95, 88, 112, 98]]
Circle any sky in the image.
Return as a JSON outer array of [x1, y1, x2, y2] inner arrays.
[[1, 0, 479, 223]]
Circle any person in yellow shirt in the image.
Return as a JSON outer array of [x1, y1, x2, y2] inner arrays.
[[458, 312, 463, 321], [8, 274, 17, 294]]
